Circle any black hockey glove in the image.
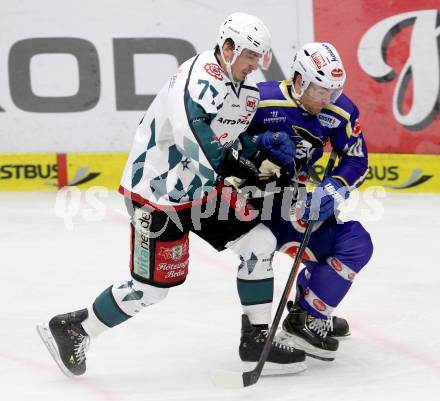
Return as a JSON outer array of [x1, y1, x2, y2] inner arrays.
[[220, 148, 259, 183]]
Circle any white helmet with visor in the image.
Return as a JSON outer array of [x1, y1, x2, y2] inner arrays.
[[217, 12, 272, 81], [290, 42, 346, 103]]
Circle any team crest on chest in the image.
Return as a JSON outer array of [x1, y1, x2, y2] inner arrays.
[[246, 96, 258, 112], [317, 113, 341, 128]]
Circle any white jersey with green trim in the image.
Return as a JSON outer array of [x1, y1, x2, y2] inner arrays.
[[119, 50, 260, 208]]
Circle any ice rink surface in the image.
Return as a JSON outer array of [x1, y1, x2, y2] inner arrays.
[[1, 190, 439, 401]]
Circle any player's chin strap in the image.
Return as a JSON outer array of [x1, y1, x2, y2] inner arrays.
[[219, 50, 242, 86], [212, 150, 339, 388], [290, 80, 306, 100], [289, 79, 312, 113]]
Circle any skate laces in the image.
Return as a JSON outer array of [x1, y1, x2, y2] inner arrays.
[[308, 316, 333, 338], [73, 333, 90, 363], [262, 329, 296, 353]]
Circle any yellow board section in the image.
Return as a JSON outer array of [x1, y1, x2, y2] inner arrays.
[[315, 153, 440, 192], [0, 153, 58, 190], [65, 153, 127, 189], [1, 152, 439, 192]]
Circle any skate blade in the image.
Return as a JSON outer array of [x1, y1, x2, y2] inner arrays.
[[243, 361, 307, 376], [36, 323, 75, 378], [332, 331, 351, 338], [276, 332, 336, 362]]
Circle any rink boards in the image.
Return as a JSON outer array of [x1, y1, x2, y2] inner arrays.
[[0, 152, 439, 193]]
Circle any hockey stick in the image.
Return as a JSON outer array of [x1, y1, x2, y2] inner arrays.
[[212, 150, 338, 388]]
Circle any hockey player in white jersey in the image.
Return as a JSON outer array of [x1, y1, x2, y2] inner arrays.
[[36, 13, 306, 378]]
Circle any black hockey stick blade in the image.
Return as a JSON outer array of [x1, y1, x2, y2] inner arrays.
[[211, 368, 260, 388]]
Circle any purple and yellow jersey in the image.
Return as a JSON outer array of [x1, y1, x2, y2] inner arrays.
[[249, 80, 368, 189]]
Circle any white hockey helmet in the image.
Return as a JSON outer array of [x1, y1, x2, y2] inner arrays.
[[217, 12, 272, 79], [290, 42, 346, 103]]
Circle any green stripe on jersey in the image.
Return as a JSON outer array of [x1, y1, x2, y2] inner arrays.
[[185, 95, 222, 172]]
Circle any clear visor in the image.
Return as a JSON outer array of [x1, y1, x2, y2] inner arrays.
[[259, 49, 272, 71], [304, 82, 343, 104], [235, 48, 272, 71]]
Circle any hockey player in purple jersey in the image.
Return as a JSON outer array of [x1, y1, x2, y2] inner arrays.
[[248, 42, 373, 361]]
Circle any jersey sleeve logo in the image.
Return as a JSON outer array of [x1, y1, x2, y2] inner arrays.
[[344, 137, 364, 157], [352, 118, 362, 137], [204, 63, 224, 81]]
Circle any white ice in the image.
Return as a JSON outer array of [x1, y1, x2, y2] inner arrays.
[[1, 190, 439, 401]]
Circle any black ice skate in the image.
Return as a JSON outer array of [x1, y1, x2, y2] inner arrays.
[[294, 285, 350, 337], [239, 314, 307, 375], [329, 315, 350, 337], [276, 301, 339, 361], [36, 309, 90, 377]]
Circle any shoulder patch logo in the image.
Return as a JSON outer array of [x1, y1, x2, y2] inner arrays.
[[204, 63, 224, 81], [352, 118, 362, 137]]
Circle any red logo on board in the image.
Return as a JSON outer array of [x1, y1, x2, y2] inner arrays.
[[313, 1, 440, 153]]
